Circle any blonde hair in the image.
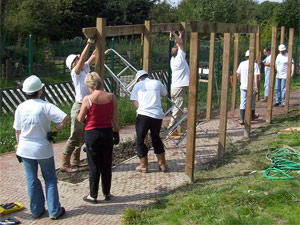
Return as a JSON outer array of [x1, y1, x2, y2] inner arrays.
[[85, 72, 103, 90]]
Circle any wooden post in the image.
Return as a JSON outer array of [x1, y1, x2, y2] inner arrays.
[[256, 27, 261, 101], [244, 33, 256, 138], [280, 26, 285, 44], [185, 32, 199, 182], [284, 28, 294, 114], [217, 33, 231, 159], [180, 22, 187, 50], [231, 33, 239, 113], [95, 18, 106, 81], [143, 21, 151, 73], [266, 26, 277, 123], [206, 32, 215, 120]]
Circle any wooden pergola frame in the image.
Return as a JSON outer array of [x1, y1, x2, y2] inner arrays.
[[82, 18, 294, 182]]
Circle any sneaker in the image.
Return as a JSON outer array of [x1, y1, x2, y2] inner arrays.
[[273, 103, 280, 107], [50, 207, 65, 220], [279, 104, 285, 107]]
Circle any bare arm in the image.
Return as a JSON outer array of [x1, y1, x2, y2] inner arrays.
[[87, 50, 96, 67], [171, 30, 184, 52], [237, 73, 241, 83], [112, 95, 119, 132], [74, 42, 93, 75], [55, 115, 69, 130], [131, 100, 139, 109], [77, 96, 89, 123], [291, 63, 295, 78], [254, 75, 260, 89]]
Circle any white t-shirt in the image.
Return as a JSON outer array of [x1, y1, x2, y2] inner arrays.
[[71, 62, 90, 102], [237, 60, 260, 90], [13, 99, 67, 159], [170, 48, 189, 88], [130, 78, 167, 119], [263, 55, 271, 75], [276, 53, 294, 79]]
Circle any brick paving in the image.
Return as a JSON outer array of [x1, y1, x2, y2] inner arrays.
[[0, 90, 299, 224]]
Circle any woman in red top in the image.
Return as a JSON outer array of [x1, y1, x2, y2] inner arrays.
[[77, 72, 119, 204]]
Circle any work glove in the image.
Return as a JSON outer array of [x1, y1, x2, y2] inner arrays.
[[47, 127, 59, 143], [253, 87, 258, 95], [87, 38, 95, 44], [113, 131, 120, 145]]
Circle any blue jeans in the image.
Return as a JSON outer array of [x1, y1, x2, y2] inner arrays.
[[240, 89, 256, 110], [22, 157, 61, 218], [275, 78, 286, 105], [264, 71, 270, 98]]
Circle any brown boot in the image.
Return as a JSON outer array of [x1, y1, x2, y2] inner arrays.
[[156, 153, 167, 172], [71, 151, 88, 167], [60, 154, 78, 173], [136, 156, 148, 173]]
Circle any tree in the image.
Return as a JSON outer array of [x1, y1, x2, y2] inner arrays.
[[149, 1, 178, 23]]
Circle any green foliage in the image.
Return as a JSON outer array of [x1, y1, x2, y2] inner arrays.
[[149, 0, 178, 23]]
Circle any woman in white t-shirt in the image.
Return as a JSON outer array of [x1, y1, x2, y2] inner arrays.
[[13, 75, 68, 220]]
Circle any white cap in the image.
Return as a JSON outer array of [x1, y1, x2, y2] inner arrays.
[[245, 50, 250, 57], [22, 75, 44, 94], [135, 70, 148, 81], [278, 44, 286, 51], [66, 54, 79, 70]]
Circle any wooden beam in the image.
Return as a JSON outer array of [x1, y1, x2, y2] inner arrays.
[[82, 27, 97, 39], [180, 22, 187, 51], [217, 33, 231, 159], [206, 32, 215, 120], [106, 24, 144, 37], [266, 26, 277, 123], [187, 21, 257, 34], [185, 32, 199, 182], [152, 23, 182, 33], [280, 26, 285, 44], [284, 28, 294, 114], [143, 21, 151, 73], [244, 33, 256, 138], [231, 33, 239, 113], [256, 27, 261, 101], [95, 18, 106, 81]]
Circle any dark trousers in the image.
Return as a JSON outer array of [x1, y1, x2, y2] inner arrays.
[[136, 114, 164, 158], [85, 128, 113, 199]]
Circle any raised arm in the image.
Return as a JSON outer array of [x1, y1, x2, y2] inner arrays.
[[74, 42, 94, 75], [171, 30, 185, 52]]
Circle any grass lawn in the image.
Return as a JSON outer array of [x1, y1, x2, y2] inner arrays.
[[122, 105, 300, 225]]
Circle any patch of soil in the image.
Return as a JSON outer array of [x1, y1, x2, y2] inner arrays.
[[57, 140, 136, 184]]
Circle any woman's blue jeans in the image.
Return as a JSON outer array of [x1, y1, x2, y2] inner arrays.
[[275, 78, 286, 105], [22, 157, 61, 218]]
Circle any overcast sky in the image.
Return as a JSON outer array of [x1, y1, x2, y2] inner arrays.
[[167, 0, 284, 6]]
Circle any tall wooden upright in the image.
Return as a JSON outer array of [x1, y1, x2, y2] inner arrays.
[[95, 18, 106, 80], [143, 21, 152, 73], [266, 26, 277, 123], [256, 27, 261, 101], [244, 33, 256, 138], [185, 32, 199, 182], [217, 33, 231, 158], [231, 33, 239, 113], [280, 26, 285, 44], [284, 28, 294, 114], [206, 32, 215, 120]]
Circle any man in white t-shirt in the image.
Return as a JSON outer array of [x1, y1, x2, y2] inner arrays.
[[237, 50, 261, 125], [274, 44, 295, 107], [130, 70, 168, 173], [62, 39, 96, 172], [168, 30, 189, 139], [14, 75, 68, 219], [262, 47, 271, 102]]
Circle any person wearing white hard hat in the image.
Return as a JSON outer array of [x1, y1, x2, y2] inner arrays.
[[168, 29, 189, 139], [13, 75, 68, 219], [237, 50, 261, 125], [62, 38, 96, 173], [274, 44, 295, 107], [130, 70, 168, 173]]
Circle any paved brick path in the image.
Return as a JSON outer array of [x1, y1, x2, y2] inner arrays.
[[0, 90, 299, 224]]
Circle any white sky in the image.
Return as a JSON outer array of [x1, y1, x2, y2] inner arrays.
[[167, 0, 284, 6]]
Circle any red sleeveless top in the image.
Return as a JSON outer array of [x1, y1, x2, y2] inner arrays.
[[85, 95, 114, 130]]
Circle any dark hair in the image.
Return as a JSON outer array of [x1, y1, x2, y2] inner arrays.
[[264, 47, 271, 52], [139, 74, 148, 80], [26, 91, 39, 99]]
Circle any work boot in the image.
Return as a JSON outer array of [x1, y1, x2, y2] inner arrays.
[[251, 110, 259, 120], [71, 151, 88, 167], [156, 153, 167, 172], [60, 154, 78, 173], [239, 109, 245, 125], [136, 156, 148, 173]]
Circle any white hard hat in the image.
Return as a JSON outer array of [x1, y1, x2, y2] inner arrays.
[[22, 75, 44, 94], [66, 54, 79, 70], [278, 44, 286, 51], [245, 50, 250, 57], [135, 70, 148, 81]]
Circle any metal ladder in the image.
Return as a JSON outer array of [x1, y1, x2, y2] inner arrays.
[[104, 49, 207, 153]]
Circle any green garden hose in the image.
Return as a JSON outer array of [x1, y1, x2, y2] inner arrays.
[[263, 147, 300, 180]]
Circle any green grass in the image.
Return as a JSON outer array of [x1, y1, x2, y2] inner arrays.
[[122, 106, 300, 225]]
